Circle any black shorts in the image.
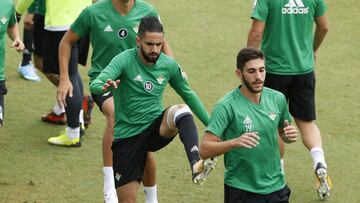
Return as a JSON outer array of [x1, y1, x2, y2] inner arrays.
[[78, 34, 90, 67], [43, 30, 78, 74], [112, 110, 174, 188], [91, 92, 113, 112], [265, 71, 316, 121], [224, 184, 291, 203], [32, 14, 45, 57]]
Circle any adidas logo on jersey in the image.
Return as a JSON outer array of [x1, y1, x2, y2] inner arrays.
[[282, 0, 309, 14], [133, 74, 143, 82], [104, 25, 113, 32]]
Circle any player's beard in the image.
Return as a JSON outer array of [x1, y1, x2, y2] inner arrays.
[[140, 46, 160, 64], [242, 74, 263, 93]]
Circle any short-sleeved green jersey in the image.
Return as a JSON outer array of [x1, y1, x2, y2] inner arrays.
[[0, 0, 17, 81], [71, 0, 159, 82], [206, 87, 291, 194], [251, 0, 327, 75], [90, 48, 209, 139]]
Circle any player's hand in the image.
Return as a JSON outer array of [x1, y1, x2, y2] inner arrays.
[[232, 132, 260, 148], [24, 13, 34, 30], [57, 79, 73, 107], [11, 38, 24, 52], [102, 79, 120, 91], [282, 120, 298, 143]]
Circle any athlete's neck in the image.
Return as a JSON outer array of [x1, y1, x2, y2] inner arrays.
[[239, 85, 261, 104], [112, 0, 135, 16]]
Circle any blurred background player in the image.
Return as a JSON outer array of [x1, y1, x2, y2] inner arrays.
[[16, 1, 41, 82], [16, 0, 94, 132], [247, 0, 331, 200], [0, 0, 25, 127]]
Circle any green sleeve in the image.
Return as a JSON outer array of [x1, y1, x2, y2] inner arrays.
[[8, 7, 17, 27], [278, 94, 292, 128], [315, 0, 327, 17], [27, 1, 37, 14], [15, 0, 34, 15], [169, 64, 210, 126], [90, 54, 123, 95], [70, 7, 90, 38], [205, 103, 231, 140], [251, 0, 268, 22]]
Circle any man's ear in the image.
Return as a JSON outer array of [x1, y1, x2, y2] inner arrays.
[[235, 69, 242, 79], [136, 36, 140, 46]]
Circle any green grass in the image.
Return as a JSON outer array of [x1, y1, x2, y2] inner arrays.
[[1, 0, 360, 202]]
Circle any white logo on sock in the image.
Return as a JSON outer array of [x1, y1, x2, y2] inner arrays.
[[190, 146, 199, 153]]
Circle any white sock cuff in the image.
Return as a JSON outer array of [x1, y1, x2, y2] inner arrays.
[[143, 184, 157, 190], [173, 105, 192, 124], [310, 147, 324, 154], [66, 127, 80, 139], [53, 102, 65, 115]]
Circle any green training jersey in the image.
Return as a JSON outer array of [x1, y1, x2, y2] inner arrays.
[[206, 87, 291, 194], [0, 0, 17, 81], [90, 48, 209, 139], [251, 0, 327, 75], [71, 0, 159, 82]]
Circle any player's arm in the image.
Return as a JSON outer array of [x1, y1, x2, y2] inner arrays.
[[90, 56, 122, 95], [313, 15, 329, 54], [200, 131, 260, 159], [57, 30, 82, 107], [278, 120, 298, 143], [247, 19, 265, 48], [169, 68, 209, 126], [7, 22, 24, 52]]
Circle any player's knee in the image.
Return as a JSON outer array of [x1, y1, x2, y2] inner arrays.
[[166, 104, 192, 130]]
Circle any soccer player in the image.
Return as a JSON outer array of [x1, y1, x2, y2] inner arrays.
[[16, 0, 92, 146], [57, 0, 173, 202], [247, 0, 331, 200], [0, 0, 25, 127], [16, 2, 41, 82], [90, 16, 216, 203], [200, 48, 298, 203]]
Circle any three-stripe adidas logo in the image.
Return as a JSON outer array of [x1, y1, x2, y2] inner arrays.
[[282, 0, 309, 14], [104, 25, 113, 32]]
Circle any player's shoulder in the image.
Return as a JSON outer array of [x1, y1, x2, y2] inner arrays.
[[158, 53, 179, 67], [263, 87, 286, 100], [216, 89, 239, 108], [136, 0, 157, 11], [85, 0, 111, 13]]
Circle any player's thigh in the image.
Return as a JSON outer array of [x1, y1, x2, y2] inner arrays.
[[264, 73, 292, 99], [288, 71, 316, 121], [112, 134, 148, 188], [33, 14, 45, 57]]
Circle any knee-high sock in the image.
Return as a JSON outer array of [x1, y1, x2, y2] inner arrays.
[[175, 114, 200, 168], [21, 28, 33, 66]]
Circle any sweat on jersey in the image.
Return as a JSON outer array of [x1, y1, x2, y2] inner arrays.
[[0, 0, 17, 81], [70, 0, 159, 82], [206, 87, 292, 194], [90, 48, 209, 139], [251, 0, 327, 75]]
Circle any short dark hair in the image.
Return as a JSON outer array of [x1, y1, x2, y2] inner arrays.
[[138, 16, 163, 37], [236, 48, 264, 70]]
